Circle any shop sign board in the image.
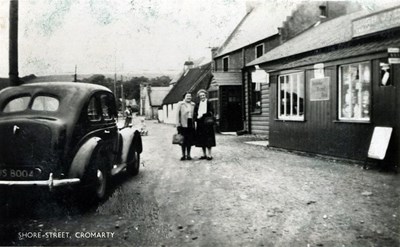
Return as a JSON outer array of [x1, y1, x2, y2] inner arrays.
[[310, 77, 330, 101], [368, 127, 393, 160], [388, 47, 400, 64], [352, 7, 400, 38]]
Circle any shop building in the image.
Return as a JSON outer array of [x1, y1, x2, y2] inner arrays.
[[247, 4, 400, 164]]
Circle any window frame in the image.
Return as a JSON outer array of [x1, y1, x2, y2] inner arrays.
[[86, 95, 102, 123], [338, 61, 371, 122], [2, 94, 31, 113], [222, 56, 229, 72], [277, 71, 305, 121], [251, 82, 262, 114], [99, 93, 117, 122], [255, 44, 264, 58], [31, 94, 60, 112]]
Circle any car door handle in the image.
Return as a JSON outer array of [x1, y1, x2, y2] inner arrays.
[[104, 130, 110, 134]]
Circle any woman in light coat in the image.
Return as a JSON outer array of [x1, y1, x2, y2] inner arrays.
[[176, 92, 195, 160]]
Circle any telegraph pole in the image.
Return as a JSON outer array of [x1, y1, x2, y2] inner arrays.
[[73, 65, 77, 82], [121, 75, 125, 113], [9, 0, 20, 86]]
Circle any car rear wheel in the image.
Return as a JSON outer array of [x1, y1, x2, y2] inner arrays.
[[127, 150, 140, 176], [79, 154, 109, 206]]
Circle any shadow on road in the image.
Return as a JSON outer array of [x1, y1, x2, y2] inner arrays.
[[0, 171, 136, 220]]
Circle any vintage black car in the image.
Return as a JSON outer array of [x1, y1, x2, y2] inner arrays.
[[0, 82, 142, 203]]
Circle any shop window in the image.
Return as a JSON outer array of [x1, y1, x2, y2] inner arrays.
[[380, 59, 391, 86], [339, 61, 371, 121], [278, 72, 304, 120], [251, 82, 261, 113], [223, 56, 229, 72]]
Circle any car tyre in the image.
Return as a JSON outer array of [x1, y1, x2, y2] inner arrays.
[[79, 154, 109, 207], [127, 149, 140, 176]]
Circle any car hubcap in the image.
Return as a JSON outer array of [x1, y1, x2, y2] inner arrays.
[[96, 169, 106, 197]]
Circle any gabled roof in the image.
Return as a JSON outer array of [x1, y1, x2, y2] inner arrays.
[[162, 63, 212, 105], [247, 4, 400, 67], [148, 87, 170, 107], [215, 1, 297, 58]]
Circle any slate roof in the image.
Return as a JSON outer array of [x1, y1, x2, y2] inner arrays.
[[162, 63, 212, 105], [262, 36, 400, 72], [215, 1, 297, 58], [247, 4, 400, 67]]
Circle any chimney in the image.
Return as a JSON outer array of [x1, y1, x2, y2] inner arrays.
[[183, 60, 194, 75], [211, 47, 219, 72], [246, 0, 260, 13], [319, 5, 327, 19], [211, 47, 219, 60]]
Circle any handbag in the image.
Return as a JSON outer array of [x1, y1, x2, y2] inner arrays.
[[203, 116, 215, 126], [172, 133, 184, 145]]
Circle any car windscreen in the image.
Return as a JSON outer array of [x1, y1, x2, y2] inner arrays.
[[3, 96, 31, 113], [31, 96, 59, 111]]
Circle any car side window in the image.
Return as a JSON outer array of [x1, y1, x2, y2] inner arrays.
[[87, 96, 101, 122], [100, 93, 115, 121]]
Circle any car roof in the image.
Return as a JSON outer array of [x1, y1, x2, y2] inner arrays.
[[0, 82, 113, 120]]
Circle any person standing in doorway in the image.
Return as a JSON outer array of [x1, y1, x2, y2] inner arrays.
[[194, 89, 216, 160], [176, 92, 195, 160]]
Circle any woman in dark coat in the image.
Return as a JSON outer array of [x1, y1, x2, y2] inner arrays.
[[194, 89, 216, 160]]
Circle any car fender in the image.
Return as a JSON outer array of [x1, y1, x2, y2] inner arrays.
[[68, 137, 102, 178], [119, 129, 142, 164]]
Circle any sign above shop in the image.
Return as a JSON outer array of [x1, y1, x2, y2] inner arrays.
[[388, 47, 400, 64], [352, 7, 400, 38], [313, 63, 325, 79], [252, 65, 269, 84], [310, 77, 330, 101], [368, 127, 393, 160]]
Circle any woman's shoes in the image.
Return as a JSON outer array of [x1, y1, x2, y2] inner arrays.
[[181, 156, 192, 161], [199, 156, 207, 160], [206, 156, 213, 160]]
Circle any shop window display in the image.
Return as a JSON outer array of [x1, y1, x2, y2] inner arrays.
[[278, 72, 304, 120], [339, 62, 371, 121]]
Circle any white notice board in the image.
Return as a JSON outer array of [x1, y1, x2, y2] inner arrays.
[[368, 127, 393, 160]]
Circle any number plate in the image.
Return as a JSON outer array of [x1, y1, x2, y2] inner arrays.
[[0, 168, 42, 179]]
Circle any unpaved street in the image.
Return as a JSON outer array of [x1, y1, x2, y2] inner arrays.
[[0, 121, 399, 246]]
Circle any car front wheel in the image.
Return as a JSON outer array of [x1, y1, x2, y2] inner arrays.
[[127, 150, 140, 176]]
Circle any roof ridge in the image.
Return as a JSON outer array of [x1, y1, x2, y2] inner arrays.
[[215, 9, 254, 57], [188, 65, 212, 93]]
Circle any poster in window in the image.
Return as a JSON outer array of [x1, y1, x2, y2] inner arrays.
[[310, 77, 330, 101]]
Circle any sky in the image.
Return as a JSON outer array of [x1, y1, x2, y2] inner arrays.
[[0, 0, 249, 77], [0, 0, 398, 77]]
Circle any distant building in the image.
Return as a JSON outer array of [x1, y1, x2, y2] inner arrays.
[[140, 84, 170, 120]]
